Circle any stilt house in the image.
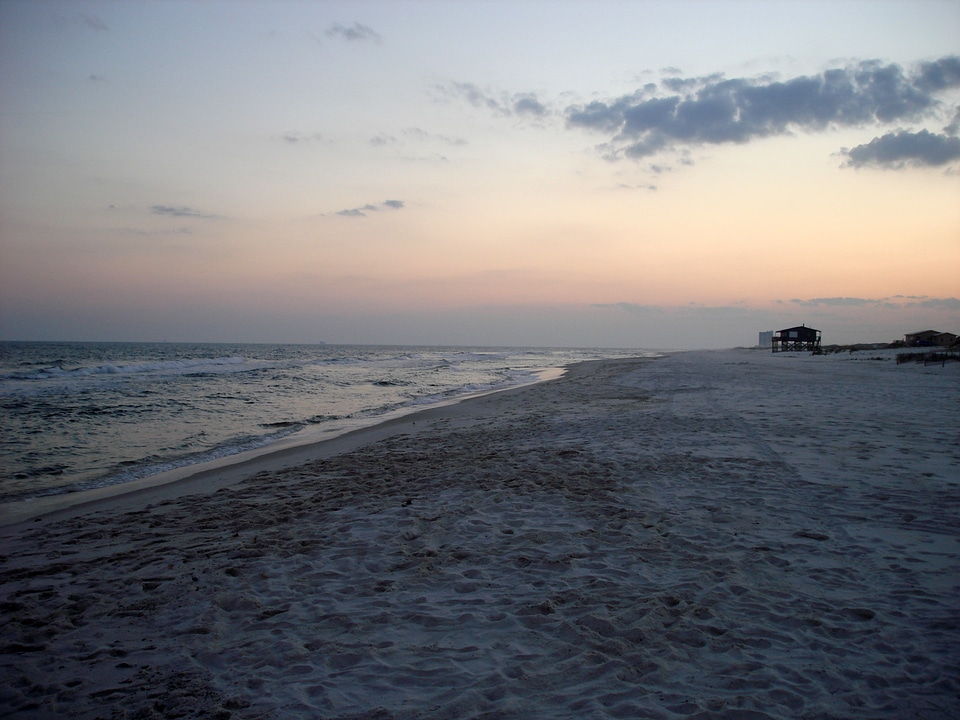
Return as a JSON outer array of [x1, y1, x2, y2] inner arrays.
[[771, 325, 821, 353]]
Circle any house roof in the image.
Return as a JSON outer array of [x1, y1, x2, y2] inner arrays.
[[777, 325, 820, 333]]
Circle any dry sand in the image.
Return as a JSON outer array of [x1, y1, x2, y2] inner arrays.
[[1, 350, 958, 719]]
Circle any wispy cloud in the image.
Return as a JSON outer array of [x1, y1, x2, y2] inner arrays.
[[791, 296, 960, 310], [437, 82, 550, 120], [119, 226, 194, 237], [594, 302, 664, 314], [78, 13, 108, 32], [401, 127, 468, 146], [150, 205, 218, 219], [336, 205, 377, 218], [54, 13, 109, 32], [617, 182, 659, 192], [325, 22, 381, 43], [600, 302, 757, 316], [370, 128, 468, 150], [280, 131, 324, 144], [791, 297, 878, 307], [332, 200, 405, 218]]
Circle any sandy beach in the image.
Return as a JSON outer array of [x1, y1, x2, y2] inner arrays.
[[1, 349, 958, 719]]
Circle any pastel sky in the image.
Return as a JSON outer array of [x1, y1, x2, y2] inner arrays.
[[1, 0, 958, 349]]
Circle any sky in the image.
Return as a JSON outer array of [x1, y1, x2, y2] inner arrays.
[[1, 0, 958, 349]]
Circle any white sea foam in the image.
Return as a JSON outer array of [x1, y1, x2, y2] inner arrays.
[[3, 355, 248, 381]]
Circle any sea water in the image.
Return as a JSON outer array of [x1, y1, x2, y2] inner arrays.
[[0, 342, 647, 503]]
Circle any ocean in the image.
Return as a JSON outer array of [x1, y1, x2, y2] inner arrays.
[[0, 342, 649, 504]]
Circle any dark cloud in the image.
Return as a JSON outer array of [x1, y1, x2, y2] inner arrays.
[[334, 200, 404, 218], [563, 56, 960, 165], [326, 22, 381, 43], [842, 129, 960, 168], [945, 107, 960, 135], [914, 56, 960, 92], [150, 205, 217, 219], [513, 95, 547, 117]]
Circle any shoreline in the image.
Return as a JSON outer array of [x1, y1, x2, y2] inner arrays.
[[0, 365, 573, 528], [2, 350, 957, 718], [0, 343, 596, 517]]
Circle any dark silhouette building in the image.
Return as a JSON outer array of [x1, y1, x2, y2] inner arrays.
[[904, 330, 958, 347], [771, 325, 821, 353]]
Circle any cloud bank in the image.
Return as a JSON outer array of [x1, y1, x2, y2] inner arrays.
[[563, 57, 960, 167], [426, 56, 959, 172]]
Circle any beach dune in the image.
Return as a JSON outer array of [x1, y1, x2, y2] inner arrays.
[[1, 350, 958, 718]]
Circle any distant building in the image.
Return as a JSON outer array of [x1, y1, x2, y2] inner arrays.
[[771, 325, 821, 353], [904, 330, 958, 347], [758, 331, 773, 349]]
